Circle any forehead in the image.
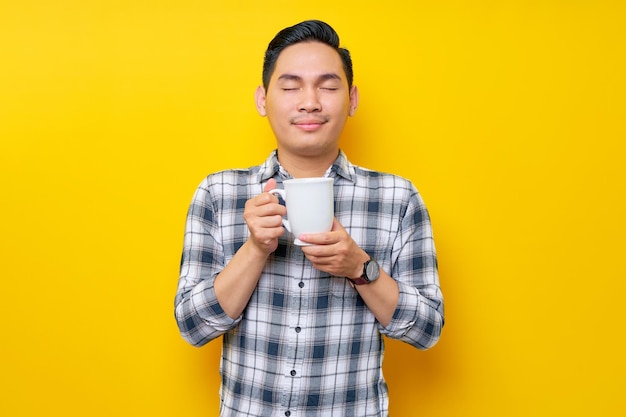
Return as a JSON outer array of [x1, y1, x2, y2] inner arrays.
[[271, 41, 346, 82]]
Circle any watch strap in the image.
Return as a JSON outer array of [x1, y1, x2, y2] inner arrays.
[[348, 257, 377, 286], [348, 276, 370, 286]]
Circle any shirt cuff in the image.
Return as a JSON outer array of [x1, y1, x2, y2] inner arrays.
[[379, 283, 419, 338], [190, 277, 242, 332]]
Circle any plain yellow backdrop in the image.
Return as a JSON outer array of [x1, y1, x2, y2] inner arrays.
[[1, 1, 624, 416]]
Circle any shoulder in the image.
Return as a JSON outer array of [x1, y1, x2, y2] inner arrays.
[[351, 165, 418, 195], [195, 152, 276, 192], [197, 157, 267, 189], [190, 166, 262, 207], [200, 167, 257, 188]]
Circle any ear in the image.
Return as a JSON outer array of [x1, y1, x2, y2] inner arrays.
[[255, 85, 267, 117], [348, 85, 359, 117]]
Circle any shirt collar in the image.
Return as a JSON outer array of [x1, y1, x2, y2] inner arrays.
[[256, 149, 356, 184], [330, 150, 356, 183]]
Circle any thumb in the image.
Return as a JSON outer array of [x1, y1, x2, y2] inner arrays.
[[330, 217, 344, 231], [263, 178, 277, 193]]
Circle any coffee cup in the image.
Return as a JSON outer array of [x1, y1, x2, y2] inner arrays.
[[268, 177, 334, 246]]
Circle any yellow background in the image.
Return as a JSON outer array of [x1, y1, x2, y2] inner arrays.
[[1, 1, 625, 416]]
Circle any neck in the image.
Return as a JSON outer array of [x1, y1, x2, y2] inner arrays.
[[277, 149, 339, 178]]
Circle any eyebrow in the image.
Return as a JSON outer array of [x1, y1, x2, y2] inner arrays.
[[277, 73, 343, 83]]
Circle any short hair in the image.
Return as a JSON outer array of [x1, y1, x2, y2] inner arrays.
[[262, 20, 353, 90]]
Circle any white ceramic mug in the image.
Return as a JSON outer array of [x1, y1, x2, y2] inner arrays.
[[268, 178, 334, 246]]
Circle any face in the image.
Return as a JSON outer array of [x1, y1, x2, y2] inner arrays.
[[255, 41, 358, 161]]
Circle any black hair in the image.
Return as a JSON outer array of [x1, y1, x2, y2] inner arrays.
[[262, 20, 353, 90]]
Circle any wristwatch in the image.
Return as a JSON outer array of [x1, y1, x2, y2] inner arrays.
[[349, 258, 380, 286]]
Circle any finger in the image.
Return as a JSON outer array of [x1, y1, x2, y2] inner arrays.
[[263, 178, 277, 193], [330, 218, 344, 232], [300, 219, 344, 245], [299, 233, 332, 246]]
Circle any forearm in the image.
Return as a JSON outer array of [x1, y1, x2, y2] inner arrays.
[[351, 270, 399, 327], [214, 239, 270, 319], [175, 239, 270, 346]]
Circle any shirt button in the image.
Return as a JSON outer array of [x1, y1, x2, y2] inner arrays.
[[298, 281, 304, 288], [285, 412, 291, 417], [295, 326, 301, 333], [290, 370, 296, 376]]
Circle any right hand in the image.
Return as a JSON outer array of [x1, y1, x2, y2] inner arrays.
[[243, 178, 286, 255]]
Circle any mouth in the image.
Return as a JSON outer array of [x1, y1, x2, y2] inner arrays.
[[291, 116, 329, 132]]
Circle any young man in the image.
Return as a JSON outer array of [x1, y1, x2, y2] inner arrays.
[[175, 20, 444, 417]]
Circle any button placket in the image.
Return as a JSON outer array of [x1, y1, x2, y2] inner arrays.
[[283, 271, 307, 412]]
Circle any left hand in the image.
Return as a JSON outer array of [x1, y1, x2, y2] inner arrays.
[[299, 218, 369, 278]]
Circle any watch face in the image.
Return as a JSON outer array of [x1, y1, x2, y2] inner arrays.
[[366, 260, 380, 281]]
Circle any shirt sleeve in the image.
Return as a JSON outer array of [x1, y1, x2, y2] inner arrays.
[[379, 187, 444, 350], [174, 181, 242, 347]]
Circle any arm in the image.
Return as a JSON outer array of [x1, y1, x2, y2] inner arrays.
[[300, 220, 399, 327], [300, 190, 444, 350], [380, 190, 444, 349], [174, 179, 285, 347], [213, 179, 286, 318]]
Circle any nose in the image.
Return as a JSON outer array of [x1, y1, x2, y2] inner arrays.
[[298, 87, 321, 112]]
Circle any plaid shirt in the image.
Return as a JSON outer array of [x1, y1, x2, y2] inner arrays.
[[175, 150, 444, 417]]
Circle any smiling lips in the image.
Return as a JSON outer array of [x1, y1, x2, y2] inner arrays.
[[291, 116, 329, 131]]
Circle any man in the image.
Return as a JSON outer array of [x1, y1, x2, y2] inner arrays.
[[175, 20, 444, 417]]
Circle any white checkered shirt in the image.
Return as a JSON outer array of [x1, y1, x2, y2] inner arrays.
[[175, 150, 444, 417]]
